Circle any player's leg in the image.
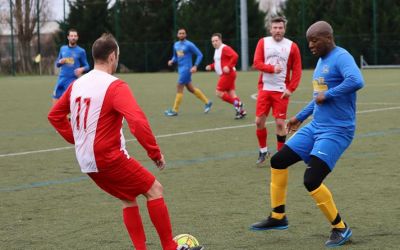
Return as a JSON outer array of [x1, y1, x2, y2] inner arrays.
[[186, 82, 212, 113], [250, 125, 315, 230], [144, 180, 178, 250], [250, 145, 302, 230], [271, 93, 290, 151], [307, 135, 353, 247], [255, 91, 272, 164], [121, 199, 147, 250], [165, 84, 184, 116]]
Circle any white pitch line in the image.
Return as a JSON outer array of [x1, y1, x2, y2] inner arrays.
[[1, 106, 400, 158]]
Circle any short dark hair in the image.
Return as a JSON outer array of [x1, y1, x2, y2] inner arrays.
[[211, 33, 222, 39], [270, 16, 287, 28], [67, 28, 78, 36], [92, 33, 119, 62]]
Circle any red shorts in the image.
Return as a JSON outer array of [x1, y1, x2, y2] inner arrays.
[[88, 157, 155, 201], [216, 71, 236, 91], [256, 90, 289, 119]]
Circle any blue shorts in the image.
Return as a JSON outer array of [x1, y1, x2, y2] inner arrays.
[[52, 77, 76, 99], [286, 122, 353, 170], [177, 67, 192, 84]]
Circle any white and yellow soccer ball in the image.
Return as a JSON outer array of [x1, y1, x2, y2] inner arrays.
[[173, 233, 200, 247]]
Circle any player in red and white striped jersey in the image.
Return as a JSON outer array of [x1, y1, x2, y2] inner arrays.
[[48, 34, 202, 250], [253, 16, 302, 165], [206, 33, 246, 119]]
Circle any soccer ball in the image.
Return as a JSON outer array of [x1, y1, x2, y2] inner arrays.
[[173, 234, 200, 247]]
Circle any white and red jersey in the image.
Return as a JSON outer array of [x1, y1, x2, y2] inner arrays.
[[208, 44, 238, 75], [48, 69, 161, 173], [253, 37, 302, 92]]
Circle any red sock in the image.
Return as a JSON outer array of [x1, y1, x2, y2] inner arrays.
[[277, 134, 287, 151], [123, 206, 147, 250], [147, 198, 177, 250], [221, 92, 235, 104], [256, 128, 267, 149]]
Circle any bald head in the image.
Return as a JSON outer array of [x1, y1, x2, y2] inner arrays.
[[306, 21, 335, 57], [306, 21, 333, 39]]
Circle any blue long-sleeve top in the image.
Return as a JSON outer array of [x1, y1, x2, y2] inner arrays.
[[170, 40, 203, 69], [296, 46, 364, 132], [55, 45, 90, 80]]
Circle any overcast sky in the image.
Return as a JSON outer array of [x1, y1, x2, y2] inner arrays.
[[51, 0, 116, 21]]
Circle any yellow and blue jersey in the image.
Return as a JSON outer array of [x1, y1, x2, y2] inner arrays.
[[55, 45, 89, 85], [296, 46, 364, 133], [170, 40, 203, 84]]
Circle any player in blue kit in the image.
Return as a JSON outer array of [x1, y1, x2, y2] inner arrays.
[[52, 29, 90, 105], [165, 28, 212, 116], [250, 21, 364, 248]]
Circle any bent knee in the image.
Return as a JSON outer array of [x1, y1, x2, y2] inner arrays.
[[145, 180, 164, 199], [270, 153, 288, 169]]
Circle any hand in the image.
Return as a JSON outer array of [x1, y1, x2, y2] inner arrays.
[[59, 58, 66, 64], [205, 65, 211, 71], [274, 64, 282, 73], [315, 92, 326, 105], [74, 67, 85, 77], [190, 65, 197, 73], [168, 60, 174, 66], [286, 116, 301, 134], [280, 89, 292, 99], [222, 66, 230, 74], [154, 154, 166, 170]]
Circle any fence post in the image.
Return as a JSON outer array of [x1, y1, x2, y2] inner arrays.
[[9, 0, 16, 76]]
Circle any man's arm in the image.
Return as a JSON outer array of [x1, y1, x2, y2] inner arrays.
[[113, 83, 162, 162], [55, 48, 64, 68], [79, 49, 90, 72], [253, 38, 275, 73], [190, 42, 203, 67], [169, 44, 177, 65], [48, 85, 74, 144], [225, 46, 239, 68], [286, 43, 302, 93], [324, 53, 364, 100], [205, 62, 215, 71], [295, 99, 315, 122]]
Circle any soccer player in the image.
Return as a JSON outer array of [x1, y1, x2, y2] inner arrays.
[[205, 33, 246, 119], [52, 28, 89, 105], [48, 33, 203, 250], [165, 28, 212, 116], [253, 16, 302, 165], [250, 21, 364, 248]]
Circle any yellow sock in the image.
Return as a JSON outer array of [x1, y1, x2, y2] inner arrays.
[[270, 168, 288, 219], [310, 184, 345, 228], [193, 88, 209, 104], [172, 93, 183, 112]]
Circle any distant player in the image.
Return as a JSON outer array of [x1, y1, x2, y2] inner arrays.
[[165, 28, 212, 116], [205, 33, 246, 119], [250, 21, 364, 248], [52, 28, 89, 105], [48, 33, 203, 250], [253, 16, 302, 165]]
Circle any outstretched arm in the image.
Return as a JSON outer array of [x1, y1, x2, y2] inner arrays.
[[113, 83, 163, 165]]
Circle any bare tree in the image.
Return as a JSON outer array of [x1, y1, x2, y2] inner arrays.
[[8, 0, 50, 73]]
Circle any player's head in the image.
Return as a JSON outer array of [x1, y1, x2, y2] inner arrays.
[[269, 16, 287, 42], [67, 28, 79, 47], [92, 33, 120, 74], [211, 33, 222, 49], [177, 28, 187, 41], [306, 21, 335, 57]]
